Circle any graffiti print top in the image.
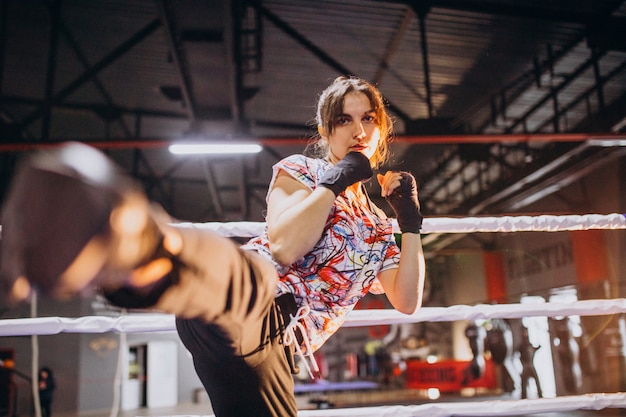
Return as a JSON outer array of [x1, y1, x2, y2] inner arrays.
[[243, 154, 400, 353]]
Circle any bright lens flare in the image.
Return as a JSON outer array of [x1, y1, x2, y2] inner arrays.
[[169, 143, 262, 155], [427, 388, 440, 400]]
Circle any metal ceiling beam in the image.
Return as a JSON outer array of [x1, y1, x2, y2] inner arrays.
[[0, 132, 624, 152], [466, 142, 597, 215], [132, 150, 174, 211], [237, 157, 249, 219], [41, 0, 62, 141], [231, 0, 245, 126], [373, 8, 413, 85], [396, 0, 622, 133], [408, 2, 435, 118], [371, 8, 428, 105], [505, 51, 607, 133], [536, 59, 626, 132], [502, 147, 626, 211], [0, 1, 6, 95], [246, 0, 412, 124], [156, 0, 197, 120], [17, 18, 162, 130], [399, 0, 622, 24], [202, 160, 225, 219], [464, 35, 586, 133], [44, 1, 133, 137], [0, 95, 209, 120]]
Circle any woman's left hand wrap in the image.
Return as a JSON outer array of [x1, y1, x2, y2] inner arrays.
[[386, 172, 423, 234]]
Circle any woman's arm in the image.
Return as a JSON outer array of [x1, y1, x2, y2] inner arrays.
[[266, 152, 373, 266], [266, 170, 336, 266], [376, 170, 426, 314], [377, 232, 426, 314]]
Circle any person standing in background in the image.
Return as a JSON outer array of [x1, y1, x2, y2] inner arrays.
[[38, 367, 55, 417]]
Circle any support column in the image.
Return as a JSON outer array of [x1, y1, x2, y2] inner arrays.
[[572, 228, 623, 393], [483, 251, 507, 304]]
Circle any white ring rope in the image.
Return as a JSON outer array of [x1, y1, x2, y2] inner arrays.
[[0, 213, 624, 239], [173, 213, 626, 237], [342, 298, 626, 327], [294, 393, 626, 417], [2, 298, 625, 336]]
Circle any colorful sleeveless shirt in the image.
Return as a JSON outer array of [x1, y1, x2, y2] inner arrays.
[[243, 154, 400, 353]]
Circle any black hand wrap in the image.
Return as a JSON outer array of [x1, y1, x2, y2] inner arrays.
[[318, 152, 373, 196], [386, 172, 423, 233], [102, 248, 181, 309]]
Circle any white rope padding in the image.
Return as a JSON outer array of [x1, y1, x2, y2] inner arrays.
[[342, 298, 626, 328], [2, 298, 625, 336], [173, 213, 626, 237], [2, 213, 626, 239], [294, 393, 626, 417], [0, 314, 176, 336]]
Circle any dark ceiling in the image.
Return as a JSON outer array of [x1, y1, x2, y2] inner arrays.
[[0, 0, 625, 253]]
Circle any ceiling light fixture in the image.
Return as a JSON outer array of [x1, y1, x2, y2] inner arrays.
[[588, 139, 626, 147], [169, 143, 263, 155]]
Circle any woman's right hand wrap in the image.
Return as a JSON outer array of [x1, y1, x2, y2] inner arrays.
[[386, 172, 423, 234], [318, 151, 373, 196]]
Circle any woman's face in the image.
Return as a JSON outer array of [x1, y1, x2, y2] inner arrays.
[[325, 92, 381, 163]]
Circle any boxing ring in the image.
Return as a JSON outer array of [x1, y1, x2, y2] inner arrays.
[[2, 213, 626, 416]]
